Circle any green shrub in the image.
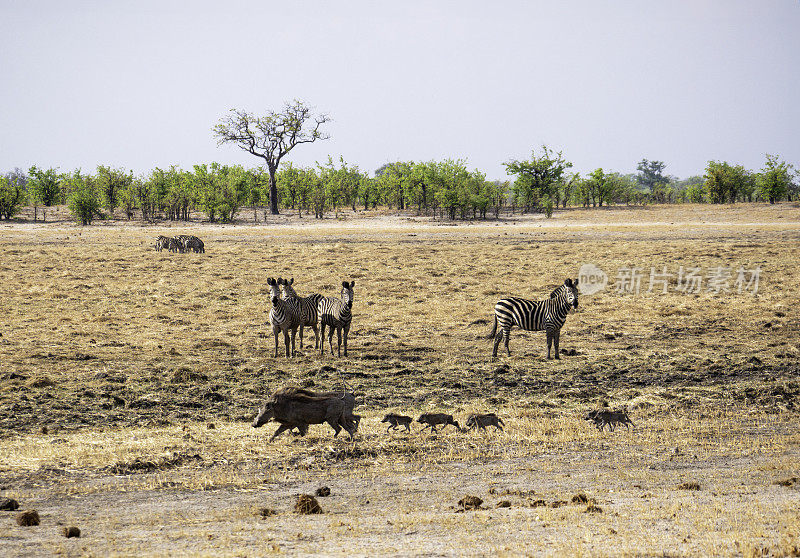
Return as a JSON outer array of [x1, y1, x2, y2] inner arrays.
[[0, 175, 25, 220], [67, 175, 100, 225]]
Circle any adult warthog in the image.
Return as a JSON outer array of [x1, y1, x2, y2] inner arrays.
[[253, 387, 358, 441]]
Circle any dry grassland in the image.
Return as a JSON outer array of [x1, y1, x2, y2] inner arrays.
[[0, 203, 799, 556]]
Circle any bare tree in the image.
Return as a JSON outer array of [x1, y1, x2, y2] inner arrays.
[[213, 100, 330, 215]]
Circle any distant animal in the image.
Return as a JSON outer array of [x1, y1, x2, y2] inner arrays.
[[279, 277, 322, 350], [585, 408, 634, 432], [155, 235, 171, 251], [381, 413, 413, 432], [417, 413, 461, 433], [167, 237, 183, 253], [267, 277, 303, 357], [318, 280, 355, 357], [253, 386, 357, 441], [178, 234, 204, 253], [489, 278, 579, 359], [465, 413, 505, 431]]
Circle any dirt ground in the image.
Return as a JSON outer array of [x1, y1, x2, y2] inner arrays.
[[1, 203, 799, 556]]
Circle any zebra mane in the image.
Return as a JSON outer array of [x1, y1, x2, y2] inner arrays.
[[549, 285, 566, 299]]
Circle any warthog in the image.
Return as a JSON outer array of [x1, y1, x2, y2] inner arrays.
[[465, 413, 505, 431], [253, 387, 358, 441], [417, 413, 461, 433], [381, 413, 412, 432], [585, 408, 634, 432]]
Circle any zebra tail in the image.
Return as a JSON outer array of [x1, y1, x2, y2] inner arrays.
[[487, 314, 498, 339]]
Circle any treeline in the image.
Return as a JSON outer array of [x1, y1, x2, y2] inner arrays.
[[0, 149, 797, 224]]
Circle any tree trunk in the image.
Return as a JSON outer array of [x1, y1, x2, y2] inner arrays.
[[268, 166, 280, 215]]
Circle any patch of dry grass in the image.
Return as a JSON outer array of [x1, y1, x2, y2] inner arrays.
[[0, 203, 799, 555]]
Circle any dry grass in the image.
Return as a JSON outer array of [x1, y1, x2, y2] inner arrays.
[[0, 203, 799, 556]]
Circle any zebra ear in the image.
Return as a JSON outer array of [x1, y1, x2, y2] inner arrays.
[[565, 278, 573, 287], [267, 277, 275, 285], [574, 278, 579, 287], [289, 278, 294, 285], [350, 280, 355, 288], [342, 280, 349, 288]]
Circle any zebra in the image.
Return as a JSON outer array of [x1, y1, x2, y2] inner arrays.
[[278, 277, 322, 350], [318, 280, 355, 357], [155, 235, 171, 251], [549, 278, 579, 299], [167, 237, 183, 253], [267, 277, 303, 357], [489, 278, 579, 359], [177, 234, 204, 253]]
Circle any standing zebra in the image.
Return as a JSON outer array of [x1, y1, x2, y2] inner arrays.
[[549, 278, 579, 299], [267, 277, 302, 357], [318, 280, 355, 357], [278, 277, 322, 350], [489, 278, 579, 359]]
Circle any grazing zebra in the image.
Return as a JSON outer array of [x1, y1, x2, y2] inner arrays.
[[267, 277, 303, 357], [318, 280, 355, 357], [155, 235, 170, 251], [167, 237, 182, 253], [278, 277, 322, 350], [489, 278, 579, 359], [177, 234, 204, 253]]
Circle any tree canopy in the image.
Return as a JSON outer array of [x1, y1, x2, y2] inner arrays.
[[213, 100, 330, 214]]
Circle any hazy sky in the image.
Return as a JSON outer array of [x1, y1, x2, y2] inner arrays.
[[1, 0, 798, 180]]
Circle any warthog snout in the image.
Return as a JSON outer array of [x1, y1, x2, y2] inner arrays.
[[253, 404, 274, 428]]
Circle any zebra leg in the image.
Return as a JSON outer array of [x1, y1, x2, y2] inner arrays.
[[335, 326, 342, 357], [298, 325, 304, 350], [328, 326, 336, 356], [546, 331, 553, 359], [319, 322, 326, 355], [310, 323, 319, 349], [554, 329, 561, 359], [492, 331, 502, 358], [273, 326, 280, 358], [342, 323, 350, 357], [283, 329, 291, 358], [290, 327, 297, 357], [504, 329, 511, 356]]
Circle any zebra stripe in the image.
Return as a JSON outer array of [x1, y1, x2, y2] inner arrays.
[[318, 280, 355, 357], [549, 277, 579, 299], [490, 278, 578, 359], [267, 277, 302, 357], [177, 234, 204, 253], [279, 277, 323, 350], [167, 237, 182, 253], [155, 235, 170, 251]]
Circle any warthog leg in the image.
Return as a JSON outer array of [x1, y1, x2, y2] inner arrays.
[[270, 423, 293, 441]]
